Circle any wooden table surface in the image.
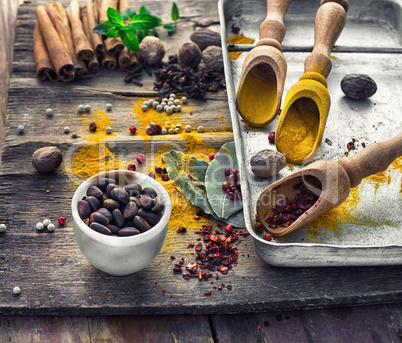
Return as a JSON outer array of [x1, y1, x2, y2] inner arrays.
[[1, 0, 402, 341]]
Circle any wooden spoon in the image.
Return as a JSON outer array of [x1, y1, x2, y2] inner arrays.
[[257, 132, 402, 236], [275, 0, 348, 164], [235, 0, 292, 127]]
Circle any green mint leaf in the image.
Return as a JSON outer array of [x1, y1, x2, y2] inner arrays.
[[164, 23, 177, 36], [150, 29, 159, 37], [120, 31, 139, 51], [124, 26, 135, 33], [130, 13, 162, 30], [139, 5, 151, 14], [121, 8, 132, 21], [105, 28, 121, 38], [107, 7, 124, 27], [171, 2, 179, 21], [92, 21, 115, 35], [134, 29, 148, 42]]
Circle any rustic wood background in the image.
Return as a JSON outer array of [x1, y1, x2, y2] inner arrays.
[[1, 0, 402, 341]]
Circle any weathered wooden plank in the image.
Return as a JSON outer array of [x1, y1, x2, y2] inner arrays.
[[88, 315, 214, 343], [0, 315, 91, 343]]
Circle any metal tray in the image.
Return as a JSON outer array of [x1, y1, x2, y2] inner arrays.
[[218, 0, 402, 266]]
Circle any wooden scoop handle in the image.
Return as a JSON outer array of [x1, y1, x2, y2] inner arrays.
[[304, 0, 348, 79], [338, 132, 402, 188], [259, 0, 292, 45]]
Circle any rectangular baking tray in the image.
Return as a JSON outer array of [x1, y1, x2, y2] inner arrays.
[[218, 0, 402, 266]]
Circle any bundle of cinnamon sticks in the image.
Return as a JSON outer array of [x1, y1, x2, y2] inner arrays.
[[34, 0, 138, 82]]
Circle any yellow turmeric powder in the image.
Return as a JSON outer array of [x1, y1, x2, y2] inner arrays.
[[276, 101, 319, 163], [238, 70, 277, 126], [227, 34, 255, 60]]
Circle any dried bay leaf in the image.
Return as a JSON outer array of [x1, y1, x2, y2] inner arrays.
[[205, 141, 243, 219]]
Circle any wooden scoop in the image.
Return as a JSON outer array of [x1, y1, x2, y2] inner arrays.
[[257, 132, 402, 236], [235, 0, 292, 127], [275, 0, 348, 164]]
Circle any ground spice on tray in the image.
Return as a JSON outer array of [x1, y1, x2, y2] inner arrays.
[[227, 34, 255, 60]]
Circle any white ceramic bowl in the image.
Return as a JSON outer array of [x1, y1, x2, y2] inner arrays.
[[71, 170, 172, 276]]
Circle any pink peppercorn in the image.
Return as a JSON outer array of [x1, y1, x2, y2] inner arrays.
[[209, 153, 215, 161], [127, 163, 136, 171], [58, 215, 66, 225], [268, 132, 275, 144], [225, 224, 232, 233], [136, 154, 146, 164], [129, 126, 137, 134]]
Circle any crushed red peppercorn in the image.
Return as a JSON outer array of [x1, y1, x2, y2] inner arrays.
[[325, 138, 333, 146], [347, 139, 356, 150], [266, 182, 319, 228], [177, 227, 187, 234]]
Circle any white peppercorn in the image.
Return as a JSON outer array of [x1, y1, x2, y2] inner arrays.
[[43, 219, 51, 227], [156, 105, 163, 112], [168, 101, 173, 106], [161, 101, 167, 107], [171, 105, 177, 112], [164, 121, 171, 128], [184, 125, 192, 132], [166, 107, 173, 114], [174, 99, 180, 106], [181, 96, 187, 104], [143, 101, 149, 107], [141, 105, 148, 112], [46, 108, 53, 116], [176, 123, 182, 129], [77, 104, 84, 113], [148, 99, 154, 107], [63, 126, 70, 134], [176, 105, 182, 112], [0, 224, 6, 233], [168, 128, 175, 134], [106, 126, 113, 134], [13, 286, 21, 295], [106, 103, 112, 111], [161, 128, 168, 135], [152, 101, 159, 109], [174, 128, 181, 134], [84, 104, 91, 113], [169, 94, 176, 99], [17, 125, 25, 134], [149, 122, 155, 127], [197, 126, 205, 133], [47, 223, 55, 232], [36, 222, 44, 231], [162, 98, 169, 103]]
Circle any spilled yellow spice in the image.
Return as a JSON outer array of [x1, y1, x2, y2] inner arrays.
[[238, 73, 277, 126], [83, 109, 116, 142], [227, 34, 255, 59], [277, 103, 319, 163]]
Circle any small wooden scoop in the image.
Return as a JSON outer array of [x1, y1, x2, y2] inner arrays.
[[275, 0, 348, 164], [257, 132, 402, 236], [235, 0, 292, 127]]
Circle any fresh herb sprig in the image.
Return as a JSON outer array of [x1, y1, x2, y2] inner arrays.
[[93, 3, 179, 51]]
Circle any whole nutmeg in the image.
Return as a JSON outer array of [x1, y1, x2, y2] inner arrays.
[[190, 28, 221, 51], [178, 41, 202, 69], [340, 74, 377, 99], [138, 36, 165, 65], [250, 149, 286, 178], [31, 146, 63, 173], [202, 46, 223, 72]]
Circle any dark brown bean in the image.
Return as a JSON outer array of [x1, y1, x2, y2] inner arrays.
[[78, 200, 91, 219], [111, 187, 130, 204], [89, 212, 109, 226], [117, 227, 141, 236], [101, 193, 110, 202], [133, 216, 151, 233], [107, 224, 120, 234], [106, 184, 119, 197], [90, 222, 112, 235], [138, 208, 160, 226], [96, 178, 116, 192], [97, 207, 113, 222], [142, 187, 157, 198], [130, 196, 141, 208], [152, 196, 165, 214], [86, 196, 102, 211], [112, 208, 125, 228], [103, 199, 120, 211], [123, 201, 139, 220], [124, 183, 142, 197], [86, 185, 103, 199], [139, 195, 154, 210]]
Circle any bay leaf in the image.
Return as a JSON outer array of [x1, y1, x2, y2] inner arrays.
[[205, 141, 243, 219]]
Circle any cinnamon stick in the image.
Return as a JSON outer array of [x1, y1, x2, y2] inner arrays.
[[35, 5, 74, 82], [81, 4, 99, 73], [45, 2, 87, 77], [118, 0, 130, 13], [87, 0, 105, 57], [102, 52, 117, 70], [33, 22, 58, 82], [100, 0, 124, 55], [67, 0, 95, 61]]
